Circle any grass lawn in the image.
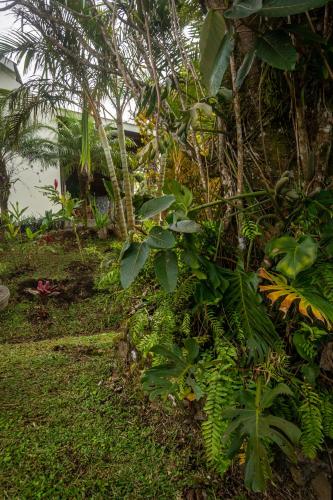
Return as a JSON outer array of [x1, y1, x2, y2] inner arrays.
[[0, 333, 203, 499], [0, 238, 210, 499]]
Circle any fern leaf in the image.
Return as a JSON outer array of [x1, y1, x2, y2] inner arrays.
[[202, 370, 232, 474], [223, 268, 278, 361], [321, 394, 333, 439], [299, 385, 323, 459], [202, 341, 237, 474]]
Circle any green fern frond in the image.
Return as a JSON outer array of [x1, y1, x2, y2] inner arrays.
[[299, 385, 324, 459], [273, 396, 298, 422], [321, 393, 333, 439], [134, 305, 176, 362], [129, 309, 149, 346], [180, 312, 191, 337], [241, 218, 261, 241], [231, 311, 246, 344], [172, 275, 197, 309], [222, 268, 278, 362], [315, 263, 333, 303], [202, 341, 237, 474], [206, 308, 224, 341], [202, 370, 233, 474]]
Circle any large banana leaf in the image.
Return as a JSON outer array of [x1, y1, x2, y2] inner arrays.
[[199, 10, 234, 95], [255, 30, 297, 71]]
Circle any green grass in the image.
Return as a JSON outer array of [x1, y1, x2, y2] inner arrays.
[[0, 333, 201, 498], [0, 240, 113, 343], [0, 239, 211, 499]]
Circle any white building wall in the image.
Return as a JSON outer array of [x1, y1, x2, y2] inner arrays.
[[1, 60, 61, 217]]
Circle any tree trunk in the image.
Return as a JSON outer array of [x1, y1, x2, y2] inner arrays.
[[313, 104, 333, 187], [115, 95, 135, 231], [78, 164, 91, 227], [0, 158, 10, 217], [90, 105, 127, 239], [156, 153, 167, 196]]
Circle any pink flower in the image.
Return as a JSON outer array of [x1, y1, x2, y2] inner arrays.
[[54, 179, 59, 190]]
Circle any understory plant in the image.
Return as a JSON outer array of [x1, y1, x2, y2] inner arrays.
[[2, 0, 333, 494], [116, 180, 333, 492], [40, 181, 84, 259]]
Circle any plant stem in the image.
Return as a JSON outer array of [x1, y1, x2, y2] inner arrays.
[[73, 223, 84, 262], [189, 190, 270, 214]]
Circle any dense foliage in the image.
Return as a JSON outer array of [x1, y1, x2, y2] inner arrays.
[[1, 0, 333, 493]]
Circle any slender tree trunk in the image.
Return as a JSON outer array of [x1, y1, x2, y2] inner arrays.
[[156, 153, 167, 196], [230, 53, 245, 244], [115, 95, 135, 231], [90, 103, 127, 239], [0, 158, 10, 217], [295, 102, 310, 181], [78, 164, 91, 227], [313, 104, 333, 187]]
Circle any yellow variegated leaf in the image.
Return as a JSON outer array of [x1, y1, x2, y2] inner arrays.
[[298, 300, 313, 321], [258, 268, 331, 327], [267, 290, 292, 303], [279, 293, 299, 315]]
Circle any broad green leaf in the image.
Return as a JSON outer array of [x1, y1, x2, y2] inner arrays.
[[268, 428, 297, 461], [245, 438, 270, 492], [293, 332, 313, 361], [287, 24, 327, 45], [266, 235, 317, 279], [208, 33, 235, 96], [120, 242, 149, 288], [265, 416, 301, 443], [169, 220, 202, 233], [261, 383, 293, 408], [259, 0, 330, 17], [164, 179, 193, 211], [225, 0, 262, 18], [138, 195, 175, 220], [236, 49, 257, 89], [301, 363, 320, 384], [154, 250, 178, 292], [146, 227, 176, 249], [255, 30, 297, 71], [200, 10, 226, 91]]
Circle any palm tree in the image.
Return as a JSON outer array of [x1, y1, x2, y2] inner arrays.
[[0, 1, 132, 238], [24, 112, 136, 218]]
